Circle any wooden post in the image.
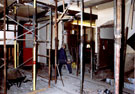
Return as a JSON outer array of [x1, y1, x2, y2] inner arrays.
[[54, 0, 58, 84], [3, 0, 7, 93]]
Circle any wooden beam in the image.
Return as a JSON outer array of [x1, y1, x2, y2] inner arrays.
[[57, 7, 68, 23], [84, 0, 113, 8], [27, 88, 47, 94]]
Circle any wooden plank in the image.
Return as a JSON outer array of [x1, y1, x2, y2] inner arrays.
[[27, 88, 47, 94]]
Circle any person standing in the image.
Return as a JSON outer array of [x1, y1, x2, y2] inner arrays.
[[58, 44, 72, 75]]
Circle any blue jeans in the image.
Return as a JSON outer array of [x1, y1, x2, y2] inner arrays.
[[58, 60, 72, 75]]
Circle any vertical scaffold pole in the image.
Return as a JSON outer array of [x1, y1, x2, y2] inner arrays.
[[33, 0, 37, 91], [54, 0, 58, 84], [14, 6, 17, 68], [90, 7, 93, 79], [114, 0, 125, 94], [80, 0, 84, 94], [48, 8, 52, 87], [4, 0, 7, 93]]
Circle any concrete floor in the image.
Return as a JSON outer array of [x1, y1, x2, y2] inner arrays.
[[6, 67, 114, 94]]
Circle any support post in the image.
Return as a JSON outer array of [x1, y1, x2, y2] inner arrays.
[[119, 0, 125, 93], [33, 0, 37, 91], [4, 0, 7, 93], [90, 7, 93, 79], [48, 8, 52, 88], [76, 19, 79, 76], [54, 0, 58, 84], [14, 6, 17, 68], [14, 40, 17, 68], [17, 43, 19, 66], [114, 0, 125, 94], [80, 0, 84, 94]]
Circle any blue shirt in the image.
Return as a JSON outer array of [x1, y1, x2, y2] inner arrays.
[[58, 48, 67, 61]]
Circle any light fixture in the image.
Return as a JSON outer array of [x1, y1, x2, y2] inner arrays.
[[86, 44, 91, 48], [0, 3, 4, 7]]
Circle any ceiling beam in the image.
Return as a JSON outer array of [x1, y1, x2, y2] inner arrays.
[[84, 0, 113, 8]]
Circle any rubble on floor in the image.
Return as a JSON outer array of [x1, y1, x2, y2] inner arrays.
[[6, 68, 113, 94]]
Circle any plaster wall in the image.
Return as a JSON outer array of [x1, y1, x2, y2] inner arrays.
[[38, 21, 63, 64], [95, 0, 135, 53]]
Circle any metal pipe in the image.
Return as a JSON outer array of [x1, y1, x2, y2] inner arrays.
[[6, 15, 40, 40], [37, 54, 50, 58], [114, 0, 125, 94], [14, 40, 17, 68], [3, 0, 7, 93], [119, 0, 125, 93], [57, 7, 68, 23], [80, 0, 84, 94], [62, 21, 64, 45], [16, 57, 33, 69], [14, 6, 17, 68], [33, 0, 37, 91], [0, 39, 34, 41], [62, 0, 65, 11], [131, 0, 134, 29], [90, 7, 93, 79], [4, 22, 49, 45], [54, 0, 58, 84], [48, 8, 52, 88]]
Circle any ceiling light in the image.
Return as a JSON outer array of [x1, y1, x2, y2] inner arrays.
[[0, 3, 4, 7]]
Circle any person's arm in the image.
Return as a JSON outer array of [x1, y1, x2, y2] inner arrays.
[[64, 49, 67, 62]]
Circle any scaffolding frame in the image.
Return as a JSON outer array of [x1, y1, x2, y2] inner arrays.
[[2, 0, 54, 93]]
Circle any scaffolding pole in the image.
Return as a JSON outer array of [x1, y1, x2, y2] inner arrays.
[[6, 15, 40, 40], [54, 0, 58, 84], [114, 0, 125, 94], [48, 8, 52, 87], [33, 0, 37, 91], [76, 18, 79, 76], [4, 0, 7, 93], [14, 6, 17, 68], [119, 0, 125, 93], [5, 15, 49, 44], [90, 7, 93, 79], [80, 0, 84, 94]]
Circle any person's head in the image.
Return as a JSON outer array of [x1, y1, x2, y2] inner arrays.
[[62, 44, 66, 49]]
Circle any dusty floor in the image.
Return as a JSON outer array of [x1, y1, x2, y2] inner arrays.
[[6, 66, 114, 94]]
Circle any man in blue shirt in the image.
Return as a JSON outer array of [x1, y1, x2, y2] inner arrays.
[[58, 44, 72, 75]]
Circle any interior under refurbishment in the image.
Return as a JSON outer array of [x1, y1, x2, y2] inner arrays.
[[0, 0, 135, 94]]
